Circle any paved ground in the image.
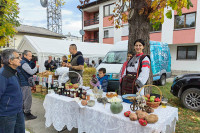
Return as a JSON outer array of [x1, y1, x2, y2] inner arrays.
[[25, 97, 78, 133], [166, 77, 174, 83]]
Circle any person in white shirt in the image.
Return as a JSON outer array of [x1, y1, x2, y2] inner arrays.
[[121, 39, 150, 95], [55, 62, 69, 84]]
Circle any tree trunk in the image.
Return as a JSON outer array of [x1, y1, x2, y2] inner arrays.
[[128, 0, 152, 94]]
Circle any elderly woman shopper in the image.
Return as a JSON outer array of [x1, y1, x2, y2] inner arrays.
[[121, 39, 150, 95]]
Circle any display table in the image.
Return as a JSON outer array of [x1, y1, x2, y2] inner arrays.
[[43, 90, 178, 133]]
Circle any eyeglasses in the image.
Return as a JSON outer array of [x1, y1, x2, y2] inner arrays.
[[12, 56, 21, 60]]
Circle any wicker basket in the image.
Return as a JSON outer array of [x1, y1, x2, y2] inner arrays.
[[36, 85, 42, 92], [139, 85, 162, 108], [61, 71, 83, 87], [42, 88, 47, 92]]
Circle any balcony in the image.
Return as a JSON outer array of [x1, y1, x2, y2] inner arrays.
[[84, 38, 99, 43], [84, 18, 99, 26]]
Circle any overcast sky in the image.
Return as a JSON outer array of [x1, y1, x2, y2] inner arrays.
[[17, 0, 86, 37]]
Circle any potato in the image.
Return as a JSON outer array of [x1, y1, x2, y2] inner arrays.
[[145, 114, 158, 123], [136, 110, 143, 115], [129, 113, 137, 121], [137, 112, 148, 119]]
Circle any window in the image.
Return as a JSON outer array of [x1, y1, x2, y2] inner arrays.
[[104, 28, 114, 38], [102, 51, 127, 64], [122, 25, 129, 36], [104, 4, 115, 17], [94, 12, 99, 21], [123, 1, 130, 12], [109, 4, 115, 15], [104, 5, 109, 17], [177, 46, 197, 60], [104, 30, 109, 38], [175, 12, 196, 29]]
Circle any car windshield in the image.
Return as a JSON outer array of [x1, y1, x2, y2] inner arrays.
[[102, 51, 127, 64]]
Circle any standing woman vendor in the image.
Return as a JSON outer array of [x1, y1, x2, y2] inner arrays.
[[121, 39, 150, 95]]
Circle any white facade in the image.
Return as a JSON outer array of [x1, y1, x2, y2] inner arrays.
[[65, 32, 82, 42], [169, 44, 200, 72], [161, 8, 174, 44]]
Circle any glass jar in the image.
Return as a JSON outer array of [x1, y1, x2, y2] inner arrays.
[[61, 87, 65, 95], [82, 89, 87, 100], [78, 87, 83, 98], [63, 89, 68, 96], [74, 89, 79, 97], [57, 87, 62, 95], [86, 94, 90, 101], [54, 87, 58, 94], [66, 89, 70, 97], [70, 89, 75, 98]]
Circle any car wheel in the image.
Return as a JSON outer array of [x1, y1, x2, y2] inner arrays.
[[181, 88, 200, 111], [158, 74, 166, 86]]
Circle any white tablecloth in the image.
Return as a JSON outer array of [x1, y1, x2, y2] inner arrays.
[[43, 90, 178, 133]]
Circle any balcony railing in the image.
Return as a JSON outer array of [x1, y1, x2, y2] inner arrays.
[[84, 39, 99, 43], [84, 18, 99, 26]]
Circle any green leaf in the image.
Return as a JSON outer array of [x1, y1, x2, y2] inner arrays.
[[152, 22, 161, 31], [166, 10, 172, 19], [177, 10, 182, 16]]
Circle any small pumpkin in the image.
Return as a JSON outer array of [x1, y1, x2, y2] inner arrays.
[[110, 102, 123, 114], [81, 100, 87, 106], [129, 113, 137, 121]]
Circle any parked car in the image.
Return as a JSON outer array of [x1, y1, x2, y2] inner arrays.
[[171, 74, 200, 111], [96, 40, 171, 92]]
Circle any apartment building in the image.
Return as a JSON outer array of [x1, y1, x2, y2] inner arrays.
[[81, 0, 200, 73]]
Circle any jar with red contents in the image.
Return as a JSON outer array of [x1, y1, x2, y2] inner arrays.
[[82, 89, 87, 100]]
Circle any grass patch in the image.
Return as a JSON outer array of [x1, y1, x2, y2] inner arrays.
[[151, 83, 200, 133], [25, 128, 32, 133], [32, 92, 46, 100]]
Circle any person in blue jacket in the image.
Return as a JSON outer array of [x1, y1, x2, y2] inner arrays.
[[97, 68, 108, 92], [18, 50, 38, 120], [0, 49, 25, 133]]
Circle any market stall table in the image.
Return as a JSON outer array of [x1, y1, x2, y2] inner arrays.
[[43, 90, 178, 133]]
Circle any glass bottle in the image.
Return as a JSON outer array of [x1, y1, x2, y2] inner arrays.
[[67, 89, 70, 97], [78, 87, 83, 99]]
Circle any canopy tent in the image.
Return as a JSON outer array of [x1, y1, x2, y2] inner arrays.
[[17, 35, 113, 72]]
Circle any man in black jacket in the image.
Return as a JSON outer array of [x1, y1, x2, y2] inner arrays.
[[44, 56, 57, 71], [66, 44, 84, 84]]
